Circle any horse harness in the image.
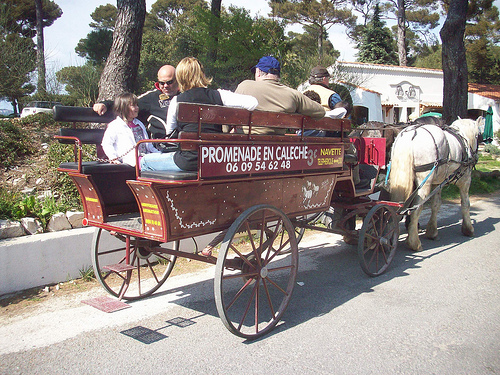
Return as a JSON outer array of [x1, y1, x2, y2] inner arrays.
[[396, 124, 479, 215], [406, 123, 478, 180]]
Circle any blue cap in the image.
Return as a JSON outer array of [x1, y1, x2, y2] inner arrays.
[[252, 56, 281, 74]]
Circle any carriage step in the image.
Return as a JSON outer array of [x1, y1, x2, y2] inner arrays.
[[103, 263, 136, 272]]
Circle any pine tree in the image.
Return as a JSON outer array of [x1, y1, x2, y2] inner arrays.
[[356, 4, 398, 65]]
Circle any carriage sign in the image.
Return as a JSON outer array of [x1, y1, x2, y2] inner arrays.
[[200, 144, 343, 178]]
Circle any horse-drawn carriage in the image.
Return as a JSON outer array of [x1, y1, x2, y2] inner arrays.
[[54, 103, 479, 339]]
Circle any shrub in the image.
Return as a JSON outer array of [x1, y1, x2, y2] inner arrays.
[[46, 142, 85, 210], [0, 119, 37, 168], [0, 187, 69, 228], [483, 143, 500, 155]]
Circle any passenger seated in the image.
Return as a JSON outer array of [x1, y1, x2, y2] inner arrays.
[[101, 93, 159, 167], [140, 57, 258, 172], [235, 56, 325, 135]]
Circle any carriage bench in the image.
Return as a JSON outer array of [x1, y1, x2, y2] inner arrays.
[[54, 105, 138, 215]]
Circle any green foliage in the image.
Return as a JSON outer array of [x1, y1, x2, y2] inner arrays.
[[46, 142, 85, 210], [442, 173, 500, 200], [356, 4, 398, 65], [75, 29, 113, 66], [137, 30, 175, 93], [1, 0, 62, 38], [0, 188, 69, 228], [0, 34, 36, 112], [17, 111, 56, 128], [89, 4, 117, 31], [0, 118, 37, 168], [56, 64, 101, 106], [483, 144, 500, 156], [466, 38, 500, 84], [413, 43, 442, 69], [171, 6, 289, 90], [270, 0, 355, 59], [79, 266, 95, 282], [442, 153, 500, 200]]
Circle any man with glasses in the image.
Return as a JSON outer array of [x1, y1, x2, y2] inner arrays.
[[93, 65, 180, 139]]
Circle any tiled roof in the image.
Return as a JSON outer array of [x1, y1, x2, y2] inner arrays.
[[337, 61, 443, 74], [468, 83, 500, 101]]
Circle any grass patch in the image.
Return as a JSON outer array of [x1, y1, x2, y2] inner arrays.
[[441, 154, 500, 200]]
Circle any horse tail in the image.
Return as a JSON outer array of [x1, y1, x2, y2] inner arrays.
[[389, 131, 414, 202]]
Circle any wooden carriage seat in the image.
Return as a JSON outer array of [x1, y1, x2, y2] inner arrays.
[[54, 106, 138, 214], [137, 103, 351, 182], [58, 162, 138, 214]]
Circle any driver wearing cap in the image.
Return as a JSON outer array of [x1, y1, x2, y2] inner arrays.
[[307, 66, 342, 111], [235, 56, 325, 135]]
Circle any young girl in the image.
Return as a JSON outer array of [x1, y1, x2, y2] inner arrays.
[[140, 57, 258, 172], [101, 92, 159, 167]]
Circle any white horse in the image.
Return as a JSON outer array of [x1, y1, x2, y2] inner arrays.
[[389, 118, 481, 251]]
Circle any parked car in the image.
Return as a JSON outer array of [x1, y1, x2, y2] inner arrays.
[[20, 101, 62, 118]]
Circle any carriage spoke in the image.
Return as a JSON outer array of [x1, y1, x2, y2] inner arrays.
[[237, 280, 259, 331], [92, 229, 177, 301], [225, 277, 257, 311], [262, 279, 277, 319]]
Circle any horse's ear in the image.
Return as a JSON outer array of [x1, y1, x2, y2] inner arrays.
[[476, 116, 484, 128]]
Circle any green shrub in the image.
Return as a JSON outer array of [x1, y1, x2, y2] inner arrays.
[[0, 119, 37, 168], [46, 142, 86, 211], [483, 143, 500, 155], [18, 112, 56, 128], [0, 188, 70, 228]]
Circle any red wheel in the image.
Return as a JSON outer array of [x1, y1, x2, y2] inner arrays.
[[358, 204, 399, 277], [214, 205, 298, 339], [92, 228, 177, 300]]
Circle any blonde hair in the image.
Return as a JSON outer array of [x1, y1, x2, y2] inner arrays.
[[176, 57, 212, 92], [113, 92, 138, 120]]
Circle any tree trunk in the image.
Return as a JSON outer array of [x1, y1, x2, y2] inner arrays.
[[440, 0, 468, 124], [397, 0, 407, 66], [318, 25, 323, 58], [35, 0, 47, 96], [208, 0, 222, 64], [97, 0, 146, 102]]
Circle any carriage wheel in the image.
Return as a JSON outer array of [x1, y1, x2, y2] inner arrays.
[[92, 228, 177, 301], [358, 204, 399, 277], [214, 205, 299, 339]]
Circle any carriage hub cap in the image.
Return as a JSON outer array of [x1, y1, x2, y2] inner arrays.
[[260, 267, 269, 278]]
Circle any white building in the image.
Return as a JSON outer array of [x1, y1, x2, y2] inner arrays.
[[329, 61, 500, 136]]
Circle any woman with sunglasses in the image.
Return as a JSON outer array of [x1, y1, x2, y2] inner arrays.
[[140, 57, 258, 172]]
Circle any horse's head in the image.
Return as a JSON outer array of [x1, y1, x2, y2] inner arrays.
[[450, 118, 481, 152]]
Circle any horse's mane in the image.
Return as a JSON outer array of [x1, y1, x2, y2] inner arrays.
[[449, 118, 480, 150]]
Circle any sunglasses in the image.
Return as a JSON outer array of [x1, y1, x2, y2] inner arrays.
[[158, 79, 175, 86]]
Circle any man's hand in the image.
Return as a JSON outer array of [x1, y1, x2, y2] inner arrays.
[[93, 103, 107, 116]]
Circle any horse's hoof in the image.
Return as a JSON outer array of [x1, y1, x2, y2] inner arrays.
[[462, 226, 474, 237], [406, 239, 423, 252], [424, 231, 439, 241]]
